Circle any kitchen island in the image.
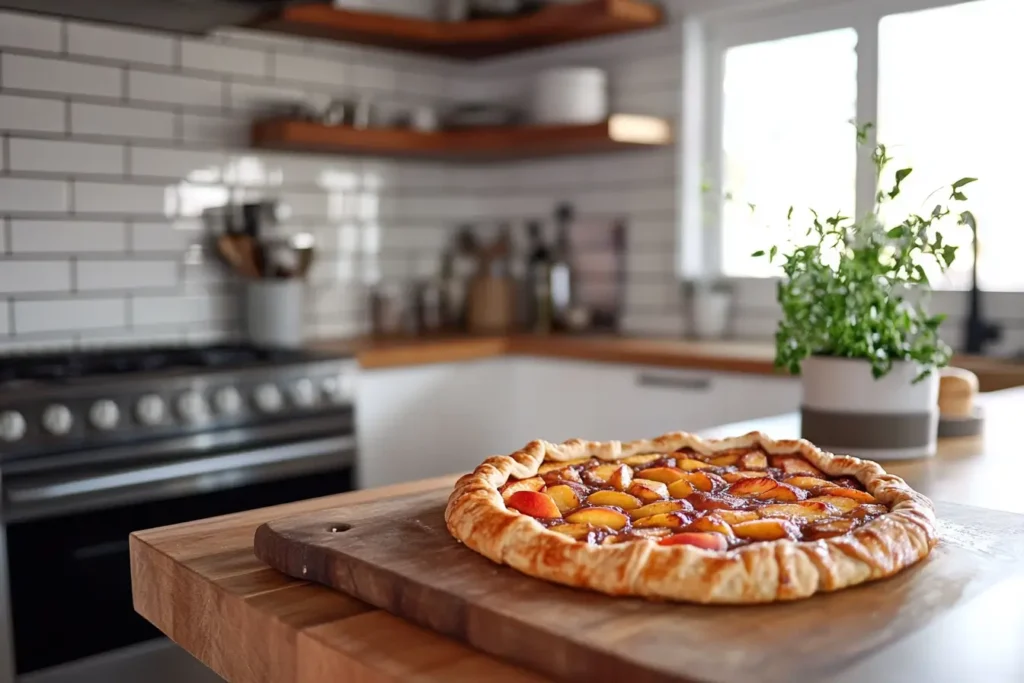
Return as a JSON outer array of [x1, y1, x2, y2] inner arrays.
[[130, 388, 1024, 683]]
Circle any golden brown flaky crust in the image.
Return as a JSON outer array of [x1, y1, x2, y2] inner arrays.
[[444, 431, 937, 603]]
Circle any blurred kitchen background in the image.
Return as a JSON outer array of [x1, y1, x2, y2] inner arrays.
[[0, 0, 1022, 681]]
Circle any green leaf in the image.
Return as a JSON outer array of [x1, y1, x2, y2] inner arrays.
[[887, 226, 905, 239], [787, 206, 794, 221], [769, 245, 778, 262], [942, 245, 957, 267], [914, 264, 928, 283], [959, 210, 977, 232], [747, 202, 757, 214], [951, 177, 977, 191], [751, 250, 765, 258], [895, 168, 913, 183]]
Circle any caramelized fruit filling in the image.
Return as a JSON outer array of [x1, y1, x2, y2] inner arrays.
[[500, 448, 883, 549]]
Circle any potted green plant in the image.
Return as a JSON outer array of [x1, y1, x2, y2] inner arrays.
[[752, 124, 977, 460]]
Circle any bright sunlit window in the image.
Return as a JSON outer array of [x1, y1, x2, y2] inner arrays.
[[721, 29, 857, 277], [878, 0, 1024, 291], [710, 0, 1022, 291]]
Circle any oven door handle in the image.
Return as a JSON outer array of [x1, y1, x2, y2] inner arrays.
[[3, 435, 356, 521]]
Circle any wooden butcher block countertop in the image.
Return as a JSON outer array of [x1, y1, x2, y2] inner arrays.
[[312, 334, 1024, 392], [131, 389, 1024, 683]]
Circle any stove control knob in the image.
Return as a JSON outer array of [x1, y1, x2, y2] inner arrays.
[[289, 378, 317, 408], [42, 404, 74, 436], [254, 384, 283, 414], [89, 400, 120, 431], [214, 387, 243, 417], [0, 411, 27, 442], [322, 374, 356, 404], [177, 390, 209, 424], [136, 394, 166, 426]]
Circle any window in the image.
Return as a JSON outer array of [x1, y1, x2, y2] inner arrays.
[[703, 0, 1022, 291]]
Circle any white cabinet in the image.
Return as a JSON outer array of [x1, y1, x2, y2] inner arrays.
[[357, 356, 802, 488], [356, 359, 518, 488], [513, 359, 801, 443]]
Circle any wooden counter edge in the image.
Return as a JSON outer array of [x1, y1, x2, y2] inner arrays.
[[312, 335, 1024, 391]]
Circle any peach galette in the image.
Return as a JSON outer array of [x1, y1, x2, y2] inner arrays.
[[445, 431, 936, 603]]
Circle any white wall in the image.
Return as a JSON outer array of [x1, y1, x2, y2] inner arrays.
[[0, 8, 465, 351]]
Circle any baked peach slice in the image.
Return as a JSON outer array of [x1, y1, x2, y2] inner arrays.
[[728, 477, 806, 502], [822, 487, 878, 505], [688, 514, 735, 538], [636, 467, 687, 485], [621, 453, 662, 467], [588, 463, 622, 482], [506, 490, 561, 519], [630, 499, 693, 520], [632, 512, 689, 530], [708, 450, 742, 467], [785, 476, 833, 491], [500, 476, 545, 500], [586, 490, 642, 511], [804, 517, 858, 540], [668, 471, 720, 495], [722, 471, 768, 483], [739, 450, 768, 469], [566, 506, 629, 531], [547, 523, 592, 540], [544, 484, 583, 513], [675, 458, 713, 471], [659, 531, 729, 550], [627, 478, 669, 504], [541, 467, 583, 486], [732, 518, 799, 542], [849, 503, 888, 518], [808, 494, 859, 513], [538, 457, 591, 474], [758, 501, 834, 522], [716, 510, 759, 525], [667, 479, 694, 497], [772, 456, 824, 477], [607, 464, 633, 492]]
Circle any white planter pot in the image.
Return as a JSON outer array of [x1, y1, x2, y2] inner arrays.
[[800, 356, 939, 461]]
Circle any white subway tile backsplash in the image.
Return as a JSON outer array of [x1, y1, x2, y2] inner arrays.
[[130, 146, 225, 181], [10, 220, 126, 253], [0, 178, 69, 212], [9, 138, 124, 175], [67, 22, 176, 66], [227, 81, 305, 114], [131, 294, 230, 326], [14, 297, 126, 334], [77, 260, 178, 290], [2, 54, 122, 99], [0, 11, 62, 51], [0, 94, 65, 133], [180, 40, 266, 77], [0, 261, 71, 293], [74, 181, 171, 215], [71, 102, 176, 140], [131, 220, 202, 252], [272, 52, 346, 87], [179, 112, 249, 146], [128, 70, 225, 108]]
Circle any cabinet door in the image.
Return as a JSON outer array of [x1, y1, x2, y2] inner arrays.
[[356, 359, 516, 488]]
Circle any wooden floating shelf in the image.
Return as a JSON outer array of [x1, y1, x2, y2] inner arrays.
[[251, 115, 672, 161], [248, 0, 663, 59]]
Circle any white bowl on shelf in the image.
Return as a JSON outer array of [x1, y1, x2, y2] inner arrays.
[[530, 67, 608, 125]]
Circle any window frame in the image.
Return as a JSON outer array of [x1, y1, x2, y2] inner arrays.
[[685, 0, 990, 284]]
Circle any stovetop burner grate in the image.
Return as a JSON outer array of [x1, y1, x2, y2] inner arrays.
[[0, 344, 323, 384]]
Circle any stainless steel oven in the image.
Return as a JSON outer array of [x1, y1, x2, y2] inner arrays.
[[0, 345, 359, 682]]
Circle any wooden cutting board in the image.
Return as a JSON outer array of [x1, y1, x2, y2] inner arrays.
[[254, 490, 1024, 683]]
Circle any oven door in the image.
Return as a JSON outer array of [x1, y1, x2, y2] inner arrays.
[[2, 434, 355, 677]]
